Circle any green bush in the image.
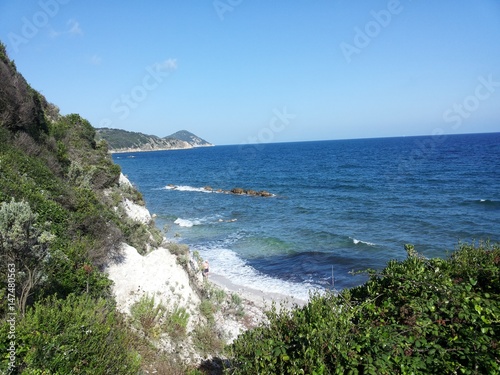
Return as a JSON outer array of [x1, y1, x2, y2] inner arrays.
[[130, 294, 166, 338], [0, 199, 53, 315], [229, 293, 245, 318], [28, 226, 113, 302], [120, 217, 161, 255], [214, 289, 227, 305], [166, 242, 190, 256], [199, 299, 216, 324], [227, 242, 500, 374], [164, 305, 190, 339], [230, 293, 242, 307], [0, 294, 141, 374], [192, 323, 225, 357]]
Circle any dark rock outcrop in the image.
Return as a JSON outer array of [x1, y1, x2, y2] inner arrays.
[[167, 185, 274, 197]]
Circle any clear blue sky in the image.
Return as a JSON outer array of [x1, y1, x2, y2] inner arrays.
[[1, 0, 499, 145]]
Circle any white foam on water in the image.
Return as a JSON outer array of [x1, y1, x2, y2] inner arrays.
[[174, 218, 198, 227], [165, 185, 212, 193], [195, 246, 318, 301], [173, 214, 225, 228], [350, 237, 376, 246]]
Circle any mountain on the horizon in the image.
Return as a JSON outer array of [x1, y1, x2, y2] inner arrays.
[[168, 130, 212, 147], [95, 128, 213, 152]]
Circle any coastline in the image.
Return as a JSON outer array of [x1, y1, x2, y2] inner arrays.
[[208, 272, 307, 310], [109, 144, 214, 154]]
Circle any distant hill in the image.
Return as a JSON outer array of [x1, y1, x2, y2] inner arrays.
[[95, 128, 213, 153], [168, 130, 212, 147]]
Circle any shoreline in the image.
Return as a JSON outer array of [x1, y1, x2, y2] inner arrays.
[[208, 272, 307, 310], [109, 144, 214, 154]]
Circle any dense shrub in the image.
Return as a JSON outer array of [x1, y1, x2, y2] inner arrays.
[[0, 44, 49, 139], [0, 199, 53, 315], [227, 242, 500, 374], [130, 295, 190, 341], [193, 323, 225, 357], [0, 294, 141, 374], [130, 294, 166, 338], [164, 305, 190, 339], [42, 237, 113, 299]]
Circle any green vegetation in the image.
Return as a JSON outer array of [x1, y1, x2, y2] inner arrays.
[[0, 42, 160, 374], [130, 294, 166, 338], [164, 305, 190, 340], [95, 128, 212, 152], [130, 294, 191, 342], [192, 323, 226, 357], [227, 242, 500, 374], [0, 294, 140, 374], [0, 199, 53, 315], [96, 127, 167, 150], [168, 130, 212, 146], [199, 298, 216, 324]]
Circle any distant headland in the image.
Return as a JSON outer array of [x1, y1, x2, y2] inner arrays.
[[96, 128, 213, 153]]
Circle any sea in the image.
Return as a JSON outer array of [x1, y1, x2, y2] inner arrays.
[[113, 133, 500, 300]]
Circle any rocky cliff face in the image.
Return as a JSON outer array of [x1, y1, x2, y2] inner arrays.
[[107, 174, 265, 366]]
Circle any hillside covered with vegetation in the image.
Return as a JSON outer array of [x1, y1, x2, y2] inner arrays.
[[96, 127, 213, 152], [0, 42, 196, 373], [0, 41, 249, 375], [228, 243, 500, 374]]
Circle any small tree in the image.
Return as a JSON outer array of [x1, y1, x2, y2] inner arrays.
[[0, 199, 53, 315]]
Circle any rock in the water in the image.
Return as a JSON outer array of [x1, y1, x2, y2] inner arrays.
[[166, 184, 274, 197], [258, 190, 273, 197]]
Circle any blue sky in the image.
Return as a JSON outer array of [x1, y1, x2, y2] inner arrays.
[[1, 0, 499, 145]]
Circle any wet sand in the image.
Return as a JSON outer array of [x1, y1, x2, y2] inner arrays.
[[208, 273, 307, 311]]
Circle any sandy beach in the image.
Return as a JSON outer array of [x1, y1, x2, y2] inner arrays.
[[208, 272, 307, 311]]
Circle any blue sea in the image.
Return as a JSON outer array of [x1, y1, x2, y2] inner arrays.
[[113, 133, 500, 300]]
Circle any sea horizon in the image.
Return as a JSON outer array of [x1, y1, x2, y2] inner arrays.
[[208, 130, 500, 147]]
